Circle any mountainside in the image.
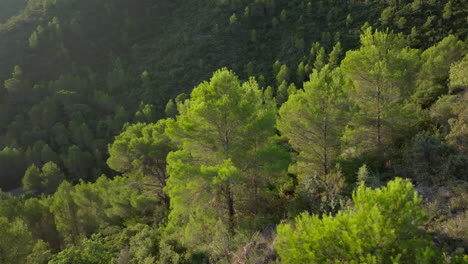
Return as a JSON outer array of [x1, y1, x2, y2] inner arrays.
[[0, 0, 467, 263], [1, 0, 467, 189]]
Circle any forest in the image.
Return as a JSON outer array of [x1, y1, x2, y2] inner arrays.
[[0, 0, 467, 263]]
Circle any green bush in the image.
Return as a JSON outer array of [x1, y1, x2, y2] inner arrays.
[[276, 178, 442, 264]]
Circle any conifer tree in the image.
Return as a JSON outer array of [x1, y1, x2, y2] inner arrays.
[[165, 68, 288, 251], [278, 65, 348, 177], [107, 120, 174, 208], [341, 28, 420, 152], [23, 164, 43, 195]]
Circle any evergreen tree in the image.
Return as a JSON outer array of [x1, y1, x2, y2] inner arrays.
[[413, 35, 466, 107], [276, 64, 290, 85], [107, 120, 174, 208], [165, 99, 177, 118], [448, 55, 467, 94], [23, 164, 43, 195], [341, 28, 420, 152], [134, 102, 157, 123], [165, 68, 287, 254], [0, 147, 27, 190], [313, 47, 327, 71], [278, 66, 349, 177], [41, 162, 65, 194], [328, 42, 342, 69], [0, 217, 35, 264]]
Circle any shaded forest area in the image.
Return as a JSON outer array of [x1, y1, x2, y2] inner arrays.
[[0, 0, 467, 263]]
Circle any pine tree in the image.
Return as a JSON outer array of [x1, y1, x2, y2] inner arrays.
[[40, 162, 65, 195], [22, 164, 43, 195], [341, 28, 420, 152], [278, 66, 349, 177], [165, 68, 287, 251], [107, 120, 174, 208]]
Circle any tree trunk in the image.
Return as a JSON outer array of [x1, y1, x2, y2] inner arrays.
[[323, 122, 329, 176], [226, 183, 235, 236], [377, 86, 382, 146]]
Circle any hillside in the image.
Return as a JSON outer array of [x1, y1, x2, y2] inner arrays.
[[0, 0, 467, 263]]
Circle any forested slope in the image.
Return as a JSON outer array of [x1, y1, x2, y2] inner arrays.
[[1, 0, 467, 190], [0, 0, 467, 263]]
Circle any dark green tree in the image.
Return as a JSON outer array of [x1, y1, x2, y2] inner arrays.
[[0, 147, 27, 190], [41, 162, 65, 194], [22, 164, 43, 195]]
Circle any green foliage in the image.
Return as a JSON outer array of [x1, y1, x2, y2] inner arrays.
[[413, 35, 467, 107], [48, 174, 161, 246], [135, 103, 157, 123], [22, 197, 61, 251], [278, 66, 349, 177], [48, 236, 114, 264], [379, 7, 394, 26], [403, 133, 467, 185], [449, 55, 468, 93], [29, 30, 39, 48], [328, 42, 342, 68], [26, 240, 52, 264], [41, 162, 66, 194], [23, 164, 43, 195], [429, 92, 467, 155], [62, 145, 94, 181], [442, 1, 453, 20], [0, 147, 27, 190], [229, 13, 238, 24], [396, 17, 407, 29], [107, 120, 174, 207], [165, 68, 288, 256], [0, 191, 23, 221], [0, 0, 26, 23], [296, 61, 306, 84], [294, 165, 346, 215], [127, 225, 160, 264], [0, 0, 466, 261], [0, 0, 464, 193], [106, 57, 128, 95], [23, 162, 65, 195], [0, 217, 35, 264], [276, 80, 289, 105], [357, 164, 369, 185], [4, 65, 28, 95], [276, 178, 442, 264], [164, 99, 177, 118], [276, 64, 289, 85], [313, 47, 327, 71], [341, 28, 421, 153], [346, 14, 353, 26], [48, 181, 81, 245]]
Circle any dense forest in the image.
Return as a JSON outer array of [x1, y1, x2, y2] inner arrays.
[[0, 0, 467, 263]]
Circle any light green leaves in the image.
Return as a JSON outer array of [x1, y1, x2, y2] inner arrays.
[[278, 65, 348, 177], [276, 178, 441, 264]]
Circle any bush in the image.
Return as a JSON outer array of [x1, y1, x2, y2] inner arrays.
[[276, 178, 442, 264], [404, 133, 467, 185]]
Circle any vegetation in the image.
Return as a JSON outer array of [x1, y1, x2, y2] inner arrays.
[[0, 0, 466, 263], [277, 178, 442, 263]]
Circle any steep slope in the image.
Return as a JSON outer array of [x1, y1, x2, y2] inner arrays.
[[0, 0, 466, 190]]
